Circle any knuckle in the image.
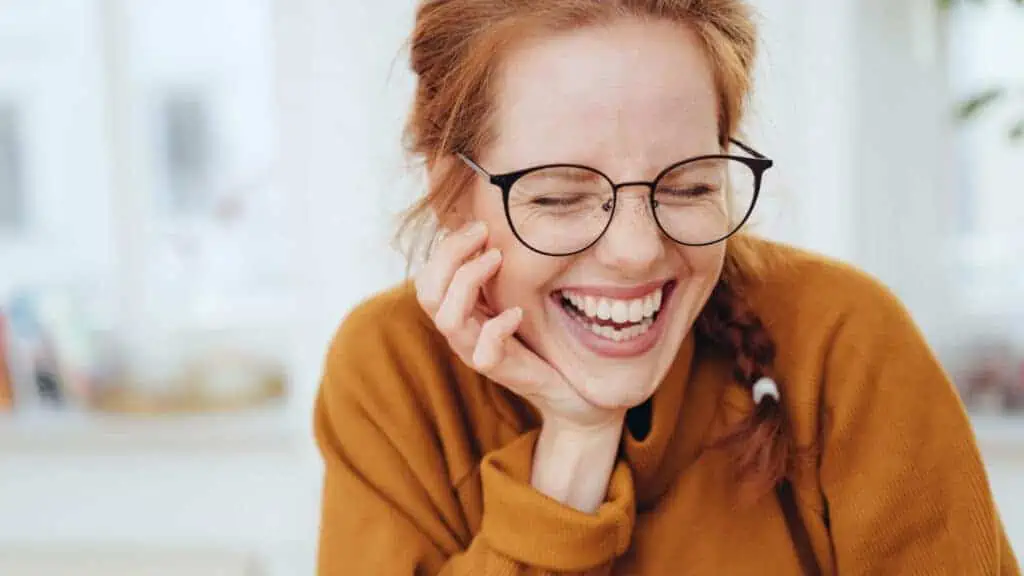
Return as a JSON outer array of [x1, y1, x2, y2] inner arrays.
[[449, 262, 477, 289], [474, 358, 497, 372], [475, 332, 502, 367], [478, 318, 500, 341], [430, 240, 455, 267], [452, 258, 479, 280], [413, 270, 437, 303], [438, 228, 475, 259], [415, 286, 440, 313], [433, 308, 459, 335], [472, 347, 497, 372]]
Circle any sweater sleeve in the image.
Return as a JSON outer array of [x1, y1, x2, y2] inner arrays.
[[817, 281, 1020, 574], [314, 300, 636, 575]]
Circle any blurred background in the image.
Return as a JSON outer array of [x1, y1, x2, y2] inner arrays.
[[0, 0, 1021, 574]]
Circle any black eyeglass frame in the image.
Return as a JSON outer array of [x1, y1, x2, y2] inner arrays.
[[457, 138, 774, 257]]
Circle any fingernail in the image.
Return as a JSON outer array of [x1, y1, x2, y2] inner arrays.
[[485, 248, 502, 262]]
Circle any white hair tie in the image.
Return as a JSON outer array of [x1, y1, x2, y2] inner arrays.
[[752, 376, 780, 404]]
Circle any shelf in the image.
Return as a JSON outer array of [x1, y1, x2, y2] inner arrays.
[[1, 408, 1019, 460], [0, 408, 304, 455], [0, 547, 256, 576]]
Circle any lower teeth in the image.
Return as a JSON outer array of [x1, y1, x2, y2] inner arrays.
[[587, 318, 653, 342]]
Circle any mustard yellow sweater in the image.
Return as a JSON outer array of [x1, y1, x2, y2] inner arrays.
[[314, 238, 1020, 575]]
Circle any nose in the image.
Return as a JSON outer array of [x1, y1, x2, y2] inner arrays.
[[592, 186, 666, 277]]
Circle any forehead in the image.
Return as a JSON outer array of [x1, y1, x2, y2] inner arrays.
[[486, 17, 720, 178]]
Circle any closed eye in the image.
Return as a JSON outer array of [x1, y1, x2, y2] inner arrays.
[[658, 185, 718, 198], [532, 195, 586, 207]]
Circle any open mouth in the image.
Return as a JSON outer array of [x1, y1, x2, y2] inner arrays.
[[554, 281, 676, 343]]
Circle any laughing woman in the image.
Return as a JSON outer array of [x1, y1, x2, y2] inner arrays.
[[313, 1, 1020, 574]]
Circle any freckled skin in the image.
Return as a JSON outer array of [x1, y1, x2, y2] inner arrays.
[[462, 18, 726, 409]]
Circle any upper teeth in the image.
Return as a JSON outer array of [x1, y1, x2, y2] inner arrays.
[[562, 287, 663, 324]]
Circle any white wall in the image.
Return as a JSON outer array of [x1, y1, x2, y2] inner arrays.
[[850, 0, 958, 345], [278, 0, 414, 419], [0, 0, 115, 300], [743, 0, 858, 260]]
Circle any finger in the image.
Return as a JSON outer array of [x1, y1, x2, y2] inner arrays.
[[472, 306, 523, 372], [434, 248, 502, 338], [415, 221, 488, 314]]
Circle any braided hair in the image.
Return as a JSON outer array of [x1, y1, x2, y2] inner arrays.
[[696, 250, 793, 494]]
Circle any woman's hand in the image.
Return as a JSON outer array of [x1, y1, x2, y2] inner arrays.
[[415, 221, 626, 512], [414, 221, 623, 431]]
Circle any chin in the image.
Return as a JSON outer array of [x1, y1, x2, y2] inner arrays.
[[531, 278, 693, 411], [573, 369, 663, 411]]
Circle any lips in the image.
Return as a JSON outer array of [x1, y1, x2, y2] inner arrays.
[[552, 281, 676, 349]]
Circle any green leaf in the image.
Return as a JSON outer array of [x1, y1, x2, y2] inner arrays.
[[957, 88, 1006, 120], [1010, 118, 1024, 142], [939, 0, 1024, 8]]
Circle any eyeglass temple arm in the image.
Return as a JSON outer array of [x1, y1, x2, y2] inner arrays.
[[456, 152, 492, 180], [729, 138, 767, 159]]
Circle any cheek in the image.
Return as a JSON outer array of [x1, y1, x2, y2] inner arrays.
[[468, 187, 516, 309], [678, 244, 726, 288], [486, 242, 564, 313], [471, 194, 565, 312]]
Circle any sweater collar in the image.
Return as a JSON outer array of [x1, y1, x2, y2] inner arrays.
[[622, 330, 723, 509], [485, 326, 724, 509]]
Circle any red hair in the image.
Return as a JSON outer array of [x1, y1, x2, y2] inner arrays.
[[399, 0, 792, 494]]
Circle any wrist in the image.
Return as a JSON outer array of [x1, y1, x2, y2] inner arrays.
[[531, 416, 624, 513]]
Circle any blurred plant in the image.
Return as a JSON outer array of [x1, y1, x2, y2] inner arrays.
[[938, 0, 1022, 7], [940, 0, 1024, 143]]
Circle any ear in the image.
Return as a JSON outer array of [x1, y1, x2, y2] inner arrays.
[[428, 153, 473, 232]]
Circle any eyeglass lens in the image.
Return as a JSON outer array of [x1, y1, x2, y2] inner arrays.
[[506, 157, 756, 255]]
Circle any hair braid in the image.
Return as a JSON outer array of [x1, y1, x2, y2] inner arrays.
[[696, 273, 793, 494]]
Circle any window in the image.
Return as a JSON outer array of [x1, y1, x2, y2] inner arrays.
[[0, 0, 291, 417], [159, 91, 213, 214], [0, 103, 25, 231]]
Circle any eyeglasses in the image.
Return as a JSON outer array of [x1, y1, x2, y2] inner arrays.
[[457, 139, 773, 257]]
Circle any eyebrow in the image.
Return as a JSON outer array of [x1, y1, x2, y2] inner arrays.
[[530, 166, 605, 183], [661, 161, 724, 178]]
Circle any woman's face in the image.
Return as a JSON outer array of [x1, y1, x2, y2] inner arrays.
[[466, 17, 727, 410]]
